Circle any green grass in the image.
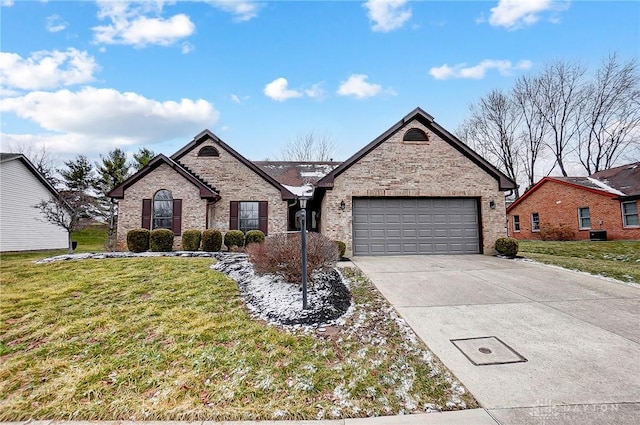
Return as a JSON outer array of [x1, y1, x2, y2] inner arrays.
[[518, 240, 640, 283], [72, 223, 109, 252], [0, 255, 474, 420]]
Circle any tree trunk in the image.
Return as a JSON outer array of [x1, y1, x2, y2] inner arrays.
[[68, 231, 74, 254]]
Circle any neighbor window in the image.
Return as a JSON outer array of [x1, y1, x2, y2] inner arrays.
[[513, 215, 520, 232], [229, 201, 268, 234], [153, 190, 173, 230], [578, 207, 591, 229], [531, 212, 540, 232], [622, 201, 639, 227]]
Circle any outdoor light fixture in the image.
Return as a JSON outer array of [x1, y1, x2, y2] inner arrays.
[[489, 200, 496, 210], [340, 200, 346, 211], [299, 197, 310, 310]]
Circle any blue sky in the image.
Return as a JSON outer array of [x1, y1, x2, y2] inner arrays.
[[1, 0, 639, 167]]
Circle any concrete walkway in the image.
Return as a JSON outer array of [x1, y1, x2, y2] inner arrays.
[[352, 255, 640, 425]]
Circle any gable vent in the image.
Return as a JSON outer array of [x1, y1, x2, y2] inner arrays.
[[403, 128, 429, 142], [198, 146, 220, 157]]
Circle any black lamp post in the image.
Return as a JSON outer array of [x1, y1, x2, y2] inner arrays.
[[299, 197, 309, 310]]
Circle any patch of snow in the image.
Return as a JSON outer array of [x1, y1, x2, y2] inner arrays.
[[282, 184, 314, 197], [300, 171, 327, 178], [213, 253, 351, 326], [587, 177, 626, 196]]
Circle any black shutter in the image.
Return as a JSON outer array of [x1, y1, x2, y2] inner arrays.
[[142, 199, 151, 229], [258, 201, 268, 235], [172, 199, 182, 235], [229, 201, 239, 230]]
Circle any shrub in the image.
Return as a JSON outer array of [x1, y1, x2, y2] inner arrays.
[[247, 232, 339, 283], [201, 229, 222, 252], [126, 228, 149, 253], [224, 230, 245, 250], [334, 240, 346, 258], [495, 237, 519, 257], [245, 229, 265, 245], [181, 229, 202, 251], [149, 229, 174, 252], [539, 223, 575, 241]]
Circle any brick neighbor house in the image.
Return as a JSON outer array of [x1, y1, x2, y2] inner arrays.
[[109, 107, 516, 256], [506, 162, 640, 241]]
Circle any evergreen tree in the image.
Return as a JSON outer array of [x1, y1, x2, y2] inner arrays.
[[133, 147, 155, 170], [95, 148, 131, 250]]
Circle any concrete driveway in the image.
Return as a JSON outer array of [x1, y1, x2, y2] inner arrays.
[[352, 255, 640, 425]]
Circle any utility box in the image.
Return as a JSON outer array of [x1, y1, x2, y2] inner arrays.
[[589, 230, 607, 241]]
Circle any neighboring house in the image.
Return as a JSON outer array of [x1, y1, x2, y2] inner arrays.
[[506, 162, 640, 241], [109, 108, 516, 256], [0, 153, 68, 252]]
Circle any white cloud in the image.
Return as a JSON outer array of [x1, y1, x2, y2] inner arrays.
[[0, 87, 219, 151], [363, 0, 411, 32], [93, 1, 195, 47], [46, 14, 67, 32], [0, 49, 98, 90], [208, 0, 261, 22], [429, 59, 533, 80], [181, 42, 194, 54], [337, 74, 382, 99], [1, 0, 14, 7], [487, 0, 569, 30], [304, 83, 326, 100], [264, 78, 303, 102], [231, 94, 241, 104]]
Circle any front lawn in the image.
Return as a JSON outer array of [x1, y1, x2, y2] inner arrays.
[[0, 255, 473, 421], [518, 240, 640, 283]]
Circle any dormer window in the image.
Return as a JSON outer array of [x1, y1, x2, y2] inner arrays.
[[403, 128, 429, 142], [198, 146, 219, 157]]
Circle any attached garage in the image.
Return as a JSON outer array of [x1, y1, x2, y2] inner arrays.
[[352, 197, 480, 255]]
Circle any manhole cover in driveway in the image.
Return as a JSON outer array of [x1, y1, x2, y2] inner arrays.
[[450, 336, 527, 366]]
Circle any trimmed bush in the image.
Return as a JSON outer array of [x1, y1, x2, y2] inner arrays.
[[126, 228, 149, 253], [495, 237, 519, 257], [245, 229, 265, 245], [201, 229, 222, 252], [149, 229, 174, 252], [247, 232, 339, 283], [334, 240, 346, 258], [224, 230, 245, 250], [539, 223, 575, 241], [181, 229, 202, 251]]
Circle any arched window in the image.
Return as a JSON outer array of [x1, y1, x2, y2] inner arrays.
[[403, 128, 429, 142], [153, 189, 173, 230], [198, 146, 220, 157]]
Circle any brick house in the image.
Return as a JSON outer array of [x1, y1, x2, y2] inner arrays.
[[109, 108, 516, 256], [506, 162, 640, 241]]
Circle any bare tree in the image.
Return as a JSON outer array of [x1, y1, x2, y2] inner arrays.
[[460, 89, 523, 197], [8, 143, 59, 186], [279, 131, 337, 161], [513, 75, 549, 190], [531, 60, 587, 176], [34, 192, 93, 254], [578, 54, 640, 174]]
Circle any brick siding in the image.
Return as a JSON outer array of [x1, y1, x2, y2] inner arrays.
[[116, 163, 207, 250], [507, 180, 640, 240], [175, 140, 289, 235], [320, 119, 508, 256]]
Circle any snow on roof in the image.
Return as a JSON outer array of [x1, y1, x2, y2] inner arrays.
[[586, 177, 626, 196], [282, 184, 314, 197]]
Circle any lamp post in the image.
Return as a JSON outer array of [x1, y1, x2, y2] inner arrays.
[[299, 197, 309, 310]]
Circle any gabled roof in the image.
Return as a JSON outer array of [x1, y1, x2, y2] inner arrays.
[[108, 154, 220, 199], [0, 153, 60, 198], [254, 161, 341, 186], [507, 161, 640, 212], [171, 130, 297, 199], [507, 177, 620, 213], [315, 107, 517, 191]]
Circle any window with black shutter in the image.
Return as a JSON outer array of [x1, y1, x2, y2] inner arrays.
[[230, 201, 268, 235]]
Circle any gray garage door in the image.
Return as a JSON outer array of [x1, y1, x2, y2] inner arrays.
[[352, 197, 480, 255]]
